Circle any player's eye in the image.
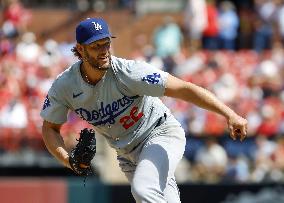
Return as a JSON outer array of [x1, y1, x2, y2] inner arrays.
[[91, 42, 110, 51]]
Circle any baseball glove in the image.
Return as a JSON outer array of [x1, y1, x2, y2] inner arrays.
[[69, 128, 96, 176]]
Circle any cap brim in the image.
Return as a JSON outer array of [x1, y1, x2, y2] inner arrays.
[[83, 34, 116, 44]]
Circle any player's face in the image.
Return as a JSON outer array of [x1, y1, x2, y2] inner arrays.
[[81, 38, 112, 71]]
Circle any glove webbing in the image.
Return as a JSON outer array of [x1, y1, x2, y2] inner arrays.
[[69, 128, 96, 186]]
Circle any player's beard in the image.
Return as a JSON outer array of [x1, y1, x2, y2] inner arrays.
[[84, 50, 112, 71]]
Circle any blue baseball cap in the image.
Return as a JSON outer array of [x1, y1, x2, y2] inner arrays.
[[76, 18, 115, 44]]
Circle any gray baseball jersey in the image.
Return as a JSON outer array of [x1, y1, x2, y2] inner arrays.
[[40, 56, 172, 153]]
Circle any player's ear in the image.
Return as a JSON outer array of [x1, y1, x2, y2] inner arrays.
[[76, 43, 84, 55]]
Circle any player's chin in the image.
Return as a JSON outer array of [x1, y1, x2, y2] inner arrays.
[[97, 61, 111, 70]]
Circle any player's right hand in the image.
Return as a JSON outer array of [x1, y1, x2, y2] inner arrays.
[[227, 114, 248, 141]]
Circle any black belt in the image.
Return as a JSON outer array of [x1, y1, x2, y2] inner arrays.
[[154, 113, 167, 128]]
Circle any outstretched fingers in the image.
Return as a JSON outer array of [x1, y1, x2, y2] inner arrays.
[[229, 125, 236, 140], [231, 125, 247, 141], [228, 114, 248, 141], [239, 124, 247, 141]]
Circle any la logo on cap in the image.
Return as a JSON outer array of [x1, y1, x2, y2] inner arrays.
[[92, 22, 102, 31]]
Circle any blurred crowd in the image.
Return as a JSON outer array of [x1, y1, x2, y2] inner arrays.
[[0, 0, 284, 183], [183, 0, 284, 52]]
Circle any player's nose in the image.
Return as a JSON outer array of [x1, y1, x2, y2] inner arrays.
[[100, 43, 110, 53]]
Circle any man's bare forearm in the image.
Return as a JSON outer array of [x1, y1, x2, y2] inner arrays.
[[181, 82, 237, 119], [165, 75, 237, 119], [165, 75, 247, 141], [42, 125, 70, 168]]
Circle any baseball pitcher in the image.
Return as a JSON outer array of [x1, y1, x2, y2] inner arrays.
[[40, 17, 247, 203]]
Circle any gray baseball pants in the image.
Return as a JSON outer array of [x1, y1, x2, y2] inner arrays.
[[117, 115, 186, 203]]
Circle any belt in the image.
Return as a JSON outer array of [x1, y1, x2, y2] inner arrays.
[[154, 113, 167, 128]]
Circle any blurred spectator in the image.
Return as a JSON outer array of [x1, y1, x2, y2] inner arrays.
[[173, 50, 206, 79], [153, 16, 183, 59], [0, 96, 28, 152], [153, 16, 183, 73], [256, 103, 280, 137], [38, 39, 62, 68], [184, 0, 207, 50], [187, 106, 207, 136], [142, 45, 164, 70], [253, 0, 277, 52], [249, 52, 282, 99], [202, 0, 219, 50], [218, 1, 239, 50], [2, 0, 31, 37], [75, 0, 91, 11], [246, 103, 262, 135], [271, 41, 284, 67], [238, 4, 255, 49], [212, 72, 238, 103], [0, 36, 14, 56], [251, 136, 276, 182], [193, 137, 228, 183], [222, 155, 250, 183], [0, 97, 27, 129], [270, 137, 284, 181], [15, 32, 41, 64]]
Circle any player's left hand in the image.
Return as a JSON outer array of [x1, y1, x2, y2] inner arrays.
[[227, 114, 248, 141]]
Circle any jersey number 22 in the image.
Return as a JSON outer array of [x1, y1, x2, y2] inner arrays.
[[119, 106, 143, 129]]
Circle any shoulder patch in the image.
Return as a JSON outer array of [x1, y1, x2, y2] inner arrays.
[[142, 73, 161, 84]]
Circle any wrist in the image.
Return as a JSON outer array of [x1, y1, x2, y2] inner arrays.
[[222, 108, 236, 120], [63, 155, 71, 169], [55, 147, 71, 168]]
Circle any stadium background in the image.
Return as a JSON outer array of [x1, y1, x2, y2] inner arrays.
[[1, 0, 284, 202]]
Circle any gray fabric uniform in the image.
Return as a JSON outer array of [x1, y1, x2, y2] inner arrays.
[[40, 56, 186, 203]]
